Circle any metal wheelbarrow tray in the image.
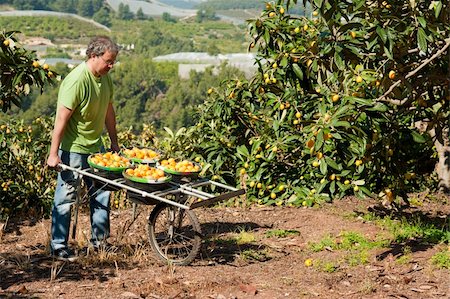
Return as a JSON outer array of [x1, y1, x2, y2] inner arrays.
[[59, 163, 245, 265]]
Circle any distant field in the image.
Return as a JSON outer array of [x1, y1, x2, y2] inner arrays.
[[0, 10, 249, 54], [0, 5, 14, 10], [0, 16, 107, 42], [217, 9, 260, 21], [110, 18, 249, 54]]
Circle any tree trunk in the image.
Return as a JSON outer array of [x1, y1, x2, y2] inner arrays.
[[435, 140, 450, 193], [416, 122, 450, 193], [430, 126, 450, 193]]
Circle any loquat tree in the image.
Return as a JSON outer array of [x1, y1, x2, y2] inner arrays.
[[1, 31, 58, 218], [0, 30, 58, 112], [186, 0, 449, 206]]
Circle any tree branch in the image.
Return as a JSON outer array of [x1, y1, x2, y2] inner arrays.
[[377, 38, 450, 105]]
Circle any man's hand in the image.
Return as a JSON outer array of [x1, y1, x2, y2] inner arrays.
[[47, 153, 62, 169]]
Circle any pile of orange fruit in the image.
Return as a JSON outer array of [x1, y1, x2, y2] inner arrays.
[[123, 147, 160, 161], [89, 152, 131, 168], [125, 164, 166, 180], [159, 158, 201, 173]]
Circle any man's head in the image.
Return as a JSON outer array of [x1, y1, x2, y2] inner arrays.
[[86, 36, 120, 77]]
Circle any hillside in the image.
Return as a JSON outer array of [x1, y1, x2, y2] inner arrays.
[[105, 0, 196, 17], [105, 0, 255, 24], [0, 10, 110, 31]]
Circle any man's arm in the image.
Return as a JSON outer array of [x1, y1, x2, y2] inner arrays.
[[105, 102, 120, 152], [47, 105, 73, 167]]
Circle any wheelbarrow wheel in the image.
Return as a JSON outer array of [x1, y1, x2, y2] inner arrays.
[[148, 203, 202, 266]]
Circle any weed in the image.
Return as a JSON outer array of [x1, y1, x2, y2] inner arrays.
[[351, 212, 450, 246], [0, 216, 8, 241], [360, 278, 376, 294], [240, 249, 271, 262], [235, 230, 256, 245], [346, 250, 370, 266], [391, 216, 450, 244], [309, 234, 334, 252], [12, 254, 31, 271], [130, 242, 153, 263], [265, 229, 300, 238], [395, 245, 412, 265], [431, 250, 450, 269], [321, 261, 338, 273], [50, 261, 65, 281], [308, 232, 385, 268], [309, 231, 389, 252], [337, 231, 389, 250]]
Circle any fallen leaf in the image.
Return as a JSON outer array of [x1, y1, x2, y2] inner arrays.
[[17, 286, 28, 294], [402, 276, 412, 284], [239, 284, 257, 295], [419, 285, 435, 290]]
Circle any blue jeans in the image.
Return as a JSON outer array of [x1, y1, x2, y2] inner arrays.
[[51, 150, 111, 251]]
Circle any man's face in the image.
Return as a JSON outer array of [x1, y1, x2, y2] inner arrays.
[[93, 50, 117, 76]]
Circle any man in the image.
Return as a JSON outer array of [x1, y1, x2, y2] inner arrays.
[[47, 36, 120, 261]]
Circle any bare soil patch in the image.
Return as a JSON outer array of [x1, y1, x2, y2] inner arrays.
[[1, 196, 449, 299]]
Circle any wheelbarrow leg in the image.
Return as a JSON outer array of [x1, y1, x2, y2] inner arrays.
[[71, 178, 82, 240], [132, 202, 138, 221]]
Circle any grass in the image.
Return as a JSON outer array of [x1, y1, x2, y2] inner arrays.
[[235, 229, 256, 245], [431, 250, 450, 269], [356, 212, 450, 245], [309, 231, 389, 252], [265, 229, 300, 238], [309, 234, 335, 252], [240, 248, 271, 261], [318, 261, 339, 273], [346, 250, 370, 266], [395, 246, 412, 265], [308, 231, 390, 268]]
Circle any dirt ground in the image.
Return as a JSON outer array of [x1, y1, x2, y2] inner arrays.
[[0, 195, 449, 299]]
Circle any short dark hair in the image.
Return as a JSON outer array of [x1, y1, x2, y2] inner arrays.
[[86, 36, 120, 59]]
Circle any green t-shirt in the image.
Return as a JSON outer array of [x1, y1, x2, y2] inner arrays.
[[57, 62, 114, 154]]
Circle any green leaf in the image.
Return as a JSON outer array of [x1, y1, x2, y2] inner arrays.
[[333, 121, 351, 128], [376, 26, 387, 43], [350, 97, 373, 106], [263, 30, 270, 45], [236, 145, 249, 157], [384, 46, 393, 60], [330, 180, 335, 193], [360, 186, 372, 197], [433, 1, 442, 18], [417, 28, 428, 53], [417, 16, 426, 28], [334, 51, 345, 70], [163, 127, 174, 138], [320, 159, 327, 175], [280, 56, 288, 67], [411, 130, 426, 143], [366, 103, 388, 112], [315, 129, 324, 150], [324, 156, 341, 171], [292, 63, 303, 80]]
